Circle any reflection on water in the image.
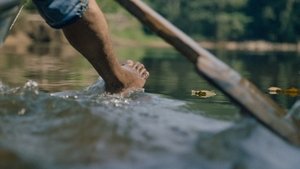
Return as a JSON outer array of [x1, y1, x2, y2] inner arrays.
[[218, 50, 300, 110], [0, 45, 99, 92], [142, 49, 300, 118], [1, 46, 300, 116], [1, 45, 300, 169]]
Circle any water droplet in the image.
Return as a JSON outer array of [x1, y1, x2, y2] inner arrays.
[[24, 80, 38, 89], [23, 80, 39, 95], [18, 108, 26, 115]]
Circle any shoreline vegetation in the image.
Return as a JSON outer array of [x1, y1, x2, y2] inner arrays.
[[2, 12, 300, 54]]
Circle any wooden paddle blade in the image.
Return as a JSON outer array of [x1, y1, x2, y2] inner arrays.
[[114, 0, 300, 145], [197, 55, 300, 145]]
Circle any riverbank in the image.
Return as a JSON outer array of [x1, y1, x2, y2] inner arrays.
[[202, 41, 300, 52], [2, 13, 300, 54]]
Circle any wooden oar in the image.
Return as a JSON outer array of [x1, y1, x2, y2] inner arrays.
[[115, 0, 300, 145]]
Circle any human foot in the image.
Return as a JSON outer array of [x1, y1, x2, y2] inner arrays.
[[105, 60, 149, 95]]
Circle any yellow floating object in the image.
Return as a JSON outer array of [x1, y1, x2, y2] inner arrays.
[[268, 87, 282, 95], [191, 90, 217, 98], [283, 87, 300, 97], [268, 86, 300, 97]]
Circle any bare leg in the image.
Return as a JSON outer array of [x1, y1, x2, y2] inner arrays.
[[62, 0, 149, 94]]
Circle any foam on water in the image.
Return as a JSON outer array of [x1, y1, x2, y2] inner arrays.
[[0, 79, 299, 169]]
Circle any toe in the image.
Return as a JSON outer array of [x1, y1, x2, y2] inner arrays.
[[140, 68, 147, 74], [137, 64, 145, 72], [133, 62, 141, 69], [126, 60, 134, 66], [142, 71, 149, 79], [122, 60, 149, 79]]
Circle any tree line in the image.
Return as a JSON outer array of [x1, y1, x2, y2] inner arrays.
[[145, 0, 300, 42], [27, 0, 300, 42]]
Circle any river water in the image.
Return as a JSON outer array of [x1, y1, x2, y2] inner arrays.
[[0, 46, 300, 169]]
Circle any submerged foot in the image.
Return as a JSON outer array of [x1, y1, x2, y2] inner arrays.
[[105, 60, 149, 96]]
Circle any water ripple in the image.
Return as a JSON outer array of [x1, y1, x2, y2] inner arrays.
[[0, 79, 299, 169]]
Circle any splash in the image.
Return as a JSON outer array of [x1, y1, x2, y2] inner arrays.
[[0, 81, 7, 93], [0, 80, 41, 116], [23, 80, 39, 94], [51, 78, 137, 108], [0, 79, 299, 169]]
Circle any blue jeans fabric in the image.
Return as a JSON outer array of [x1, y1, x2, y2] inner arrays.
[[32, 0, 88, 29]]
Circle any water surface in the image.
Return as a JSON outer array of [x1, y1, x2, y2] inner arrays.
[[0, 46, 300, 169]]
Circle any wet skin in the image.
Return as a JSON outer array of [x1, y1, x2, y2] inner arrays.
[[62, 0, 149, 95]]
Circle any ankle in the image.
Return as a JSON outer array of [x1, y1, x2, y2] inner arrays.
[[104, 77, 126, 93]]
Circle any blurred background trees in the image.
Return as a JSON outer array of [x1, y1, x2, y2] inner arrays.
[[26, 0, 300, 42], [146, 0, 300, 42]]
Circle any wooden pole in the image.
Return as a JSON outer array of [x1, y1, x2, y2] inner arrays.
[[115, 0, 300, 145]]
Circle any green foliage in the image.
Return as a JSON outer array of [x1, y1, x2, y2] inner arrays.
[[246, 0, 300, 42], [146, 0, 250, 41], [146, 0, 300, 42], [24, 1, 36, 11], [23, 0, 300, 42], [96, 0, 120, 13]]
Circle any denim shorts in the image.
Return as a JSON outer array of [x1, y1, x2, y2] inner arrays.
[[32, 0, 89, 29]]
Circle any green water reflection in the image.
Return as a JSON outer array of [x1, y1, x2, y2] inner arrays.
[[0, 46, 299, 120], [141, 48, 300, 119]]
